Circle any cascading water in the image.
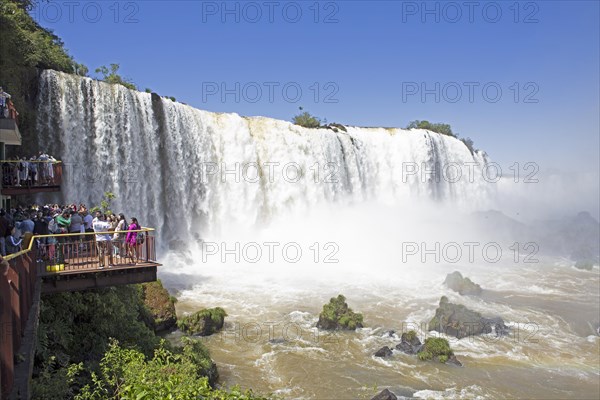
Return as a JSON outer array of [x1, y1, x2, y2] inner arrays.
[[36, 70, 492, 244]]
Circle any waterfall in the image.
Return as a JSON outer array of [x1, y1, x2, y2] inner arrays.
[[35, 70, 493, 244]]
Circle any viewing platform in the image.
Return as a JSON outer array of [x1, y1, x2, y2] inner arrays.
[[1, 160, 62, 196], [0, 228, 161, 398], [0, 118, 21, 146]]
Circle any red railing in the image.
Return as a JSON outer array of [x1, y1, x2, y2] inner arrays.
[[0, 243, 36, 398], [0, 228, 157, 397], [35, 230, 157, 275], [1, 161, 62, 188]]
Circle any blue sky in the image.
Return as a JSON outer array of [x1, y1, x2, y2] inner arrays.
[[30, 0, 599, 173]]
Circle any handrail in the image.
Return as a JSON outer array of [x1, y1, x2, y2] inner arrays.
[[3, 227, 156, 262]]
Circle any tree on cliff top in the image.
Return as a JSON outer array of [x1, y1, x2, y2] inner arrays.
[[95, 64, 137, 90]]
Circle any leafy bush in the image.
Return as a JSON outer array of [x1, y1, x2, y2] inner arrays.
[[317, 294, 364, 330], [416, 337, 454, 363], [292, 107, 322, 128], [95, 63, 137, 90], [74, 339, 268, 400], [406, 120, 456, 138]]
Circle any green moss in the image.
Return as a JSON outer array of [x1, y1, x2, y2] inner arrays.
[[177, 307, 227, 336], [140, 280, 177, 332], [417, 337, 454, 363], [317, 295, 364, 330], [405, 330, 418, 342]]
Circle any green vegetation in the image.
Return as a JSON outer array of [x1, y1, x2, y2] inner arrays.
[[32, 286, 262, 399], [317, 294, 364, 330], [94, 63, 137, 90], [404, 330, 418, 342], [407, 120, 478, 154], [89, 191, 116, 215], [177, 307, 228, 336], [72, 339, 266, 400], [416, 337, 454, 363], [292, 107, 323, 128], [406, 120, 456, 137], [0, 0, 81, 141]]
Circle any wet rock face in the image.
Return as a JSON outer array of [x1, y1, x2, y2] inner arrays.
[[374, 346, 393, 357], [444, 271, 482, 295], [395, 331, 422, 355], [371, 388, 398, 400], [428, 296, 508, 339]]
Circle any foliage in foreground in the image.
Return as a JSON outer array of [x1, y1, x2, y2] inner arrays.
[[74, 339, 268, 400]]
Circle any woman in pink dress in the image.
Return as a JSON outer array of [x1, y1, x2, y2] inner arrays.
[[125, 217, 141, 264]]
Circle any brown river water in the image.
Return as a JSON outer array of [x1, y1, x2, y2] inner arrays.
[[162, 260, 600, 399]]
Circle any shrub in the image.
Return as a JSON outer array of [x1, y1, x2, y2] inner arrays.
[[293, 107, 322, 128], [406, 120, 456, 138], [417, 337, 453, 363], [317, 294, 364, 330]]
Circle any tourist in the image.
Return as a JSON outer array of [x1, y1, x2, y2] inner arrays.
[[33, 212, 49, 257], [18, 212, 34, 234], [6, 227, 22, 255], [56, 209, 71, 234], [93, 212, 114, 269], [125, 217, 141, 264], [112, 213, 127, 259], [83, 209, 94, 233], [0, 87, 11, 118], [70, 209, 84, 242]]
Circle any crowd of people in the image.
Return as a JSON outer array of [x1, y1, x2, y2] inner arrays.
[[2, 153, 59, 187], [1, 203, 144, 269]]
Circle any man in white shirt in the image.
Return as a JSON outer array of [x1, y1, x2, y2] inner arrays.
[[93, 212, 114, 268]]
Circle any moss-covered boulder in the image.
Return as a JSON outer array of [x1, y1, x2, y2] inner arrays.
[[443, 271, 482, 295], [140, 280, 177, 332], [317, 295, 364, 330], [178, 307, 227, 336], [417, 337, 461, 366], [428, 296, 508, 339], [395, 330, 422, 354]]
